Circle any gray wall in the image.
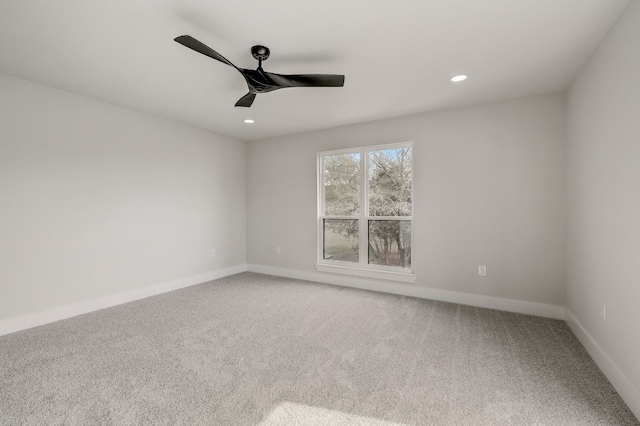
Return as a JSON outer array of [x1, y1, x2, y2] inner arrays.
[[566, 0, 640, 406], [247, 94, 566, 306], [0, 73, 247, 321]]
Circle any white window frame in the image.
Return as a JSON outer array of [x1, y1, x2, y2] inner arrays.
[[316, 142, 415, 283]]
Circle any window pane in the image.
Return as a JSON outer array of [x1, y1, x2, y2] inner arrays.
[[368, 220, 411, 268], [368, 147, 412, 216], [323, 152, 360, 216], [324, 219, 359, 263]]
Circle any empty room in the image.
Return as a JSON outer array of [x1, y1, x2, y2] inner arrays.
[[1, 0, 639, 424]]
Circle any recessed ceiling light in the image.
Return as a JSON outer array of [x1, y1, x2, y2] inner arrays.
[[450, 74, 468, 82], [243, 119, 255, 124]]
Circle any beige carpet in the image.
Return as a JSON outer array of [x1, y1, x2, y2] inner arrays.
[[1, 272, 637, 425]]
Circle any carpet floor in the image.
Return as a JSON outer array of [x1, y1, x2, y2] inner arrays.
[[1, 272, 638, 425]]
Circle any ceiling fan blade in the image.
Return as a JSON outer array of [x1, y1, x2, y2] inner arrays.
[[174, 35, 239, 70], [235, 92, 256, 107], [265, 72, 345, 88]]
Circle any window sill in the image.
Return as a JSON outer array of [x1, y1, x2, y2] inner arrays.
[[315, 263, 416, 283]]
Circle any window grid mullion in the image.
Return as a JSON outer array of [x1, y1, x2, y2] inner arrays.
[[366, 216, 413, 221], [359, 148, 367, 266], [318, 154, 324, 264]]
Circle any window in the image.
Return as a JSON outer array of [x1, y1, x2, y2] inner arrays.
[[317, 142, 414, 282]]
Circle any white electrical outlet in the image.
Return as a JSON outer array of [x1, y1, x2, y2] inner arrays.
[[210, 249, 216, 257], [478, 265, 487, 276], [276, 246, 282, 255], [601, 303, 606, 321]]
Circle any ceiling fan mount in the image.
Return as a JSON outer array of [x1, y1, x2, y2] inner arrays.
[[251, 45, 270, 63], [174, 35, 345, 108]]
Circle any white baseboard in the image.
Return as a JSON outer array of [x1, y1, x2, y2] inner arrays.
[[0, 264, 247, 337], [247, 264, 565, 320], [565, 308, 640, 419]]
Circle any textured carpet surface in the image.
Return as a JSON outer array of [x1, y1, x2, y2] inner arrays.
[[0, 272, 637, 425]]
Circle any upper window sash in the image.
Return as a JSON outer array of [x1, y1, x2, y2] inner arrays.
[[319, 142, 413, 218]]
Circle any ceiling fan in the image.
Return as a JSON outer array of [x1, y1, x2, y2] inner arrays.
[[174, 35, 345, 108]]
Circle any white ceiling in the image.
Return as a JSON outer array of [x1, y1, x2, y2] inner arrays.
[[0, 0, 630, 141]]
